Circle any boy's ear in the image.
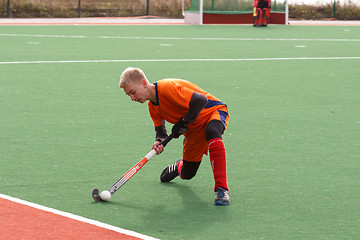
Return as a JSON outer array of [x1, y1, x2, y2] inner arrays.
[[141, 79, 147, 87]]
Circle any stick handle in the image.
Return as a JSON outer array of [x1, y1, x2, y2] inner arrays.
[[160, 133, 174, 147], [146, 133, 174, 160], [145, 149, 156, 160]]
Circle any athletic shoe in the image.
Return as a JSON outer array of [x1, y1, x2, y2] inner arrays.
[[160, 159, 181, 182], [215, 187, 230, 205]]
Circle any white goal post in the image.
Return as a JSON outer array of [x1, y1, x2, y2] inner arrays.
[[183, 0, 204, 25]]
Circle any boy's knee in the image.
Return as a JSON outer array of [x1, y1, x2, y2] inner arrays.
[[206, 120, 224, 142], [181, 171, 196, 180], [180, 160, 201, 180]]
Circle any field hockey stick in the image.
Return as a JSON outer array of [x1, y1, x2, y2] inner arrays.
[[92, 133, 174, 202]]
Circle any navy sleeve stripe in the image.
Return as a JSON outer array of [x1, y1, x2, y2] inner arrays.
[[204, 100, 226, 109]]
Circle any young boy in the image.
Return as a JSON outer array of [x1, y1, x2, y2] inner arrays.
[[119, 67, 230, 205]]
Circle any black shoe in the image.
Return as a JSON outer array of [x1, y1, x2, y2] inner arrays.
[[215, 187, 230, 205], [160, 159, 182, 182]]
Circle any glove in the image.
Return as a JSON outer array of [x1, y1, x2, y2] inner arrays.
[[171, 118, 188, 138]]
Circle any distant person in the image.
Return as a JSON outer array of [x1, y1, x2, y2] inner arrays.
[[253, 0, 271, 27]]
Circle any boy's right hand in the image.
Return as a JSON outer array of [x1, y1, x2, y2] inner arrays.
[[152, 141, 164, 155]]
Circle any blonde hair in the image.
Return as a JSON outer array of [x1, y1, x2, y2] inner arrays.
[[119, 67, 148, 88]]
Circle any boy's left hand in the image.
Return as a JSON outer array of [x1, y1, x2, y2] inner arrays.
[[172, 118, 188, 138]]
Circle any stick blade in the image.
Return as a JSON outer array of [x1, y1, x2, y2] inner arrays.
[[92, 188, 103, 202]]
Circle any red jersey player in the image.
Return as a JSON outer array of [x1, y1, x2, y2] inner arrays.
[[119, 67, 230, 205], [253, 0, 271, 27]]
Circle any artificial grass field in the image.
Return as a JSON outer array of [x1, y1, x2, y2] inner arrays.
[[1, 24, 360, 239]]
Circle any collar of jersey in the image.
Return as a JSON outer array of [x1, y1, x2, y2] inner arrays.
[[150, 82, 159, 106]]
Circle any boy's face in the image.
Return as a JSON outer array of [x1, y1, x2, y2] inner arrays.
[[123, 80, 148, 103]]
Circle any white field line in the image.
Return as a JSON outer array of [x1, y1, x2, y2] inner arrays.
[[0, 57, 360, 65], [0, 33, 87, 38], [0, 193, 160, 240], [1, 34, 360, 42], [99, 36, 360, 42]]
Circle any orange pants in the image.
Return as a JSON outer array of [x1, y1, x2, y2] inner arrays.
[[183, 105, 229, 162]]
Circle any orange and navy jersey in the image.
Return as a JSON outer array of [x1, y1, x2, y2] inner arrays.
[[148, 79, 226, 129]]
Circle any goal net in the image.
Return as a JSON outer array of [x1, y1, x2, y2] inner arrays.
[[184, 0, 288, 24]]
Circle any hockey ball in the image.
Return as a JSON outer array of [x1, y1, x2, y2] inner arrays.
[[100, 190, 111, 201]]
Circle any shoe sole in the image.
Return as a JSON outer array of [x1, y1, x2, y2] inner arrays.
[[215, 200, 230, 206]]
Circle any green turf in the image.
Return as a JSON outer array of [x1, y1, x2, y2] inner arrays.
[[1, 25, 360, 240]]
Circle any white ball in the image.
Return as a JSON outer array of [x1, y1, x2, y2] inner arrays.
[[100, 190, 111, 201]]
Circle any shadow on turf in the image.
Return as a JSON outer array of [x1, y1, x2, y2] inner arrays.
[[144, 183, 232, 232], [90, 183, 232, 236], [162, 182, 209, 206]]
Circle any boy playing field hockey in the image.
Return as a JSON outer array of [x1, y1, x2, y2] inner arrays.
[[119, 67, 230, 205]]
